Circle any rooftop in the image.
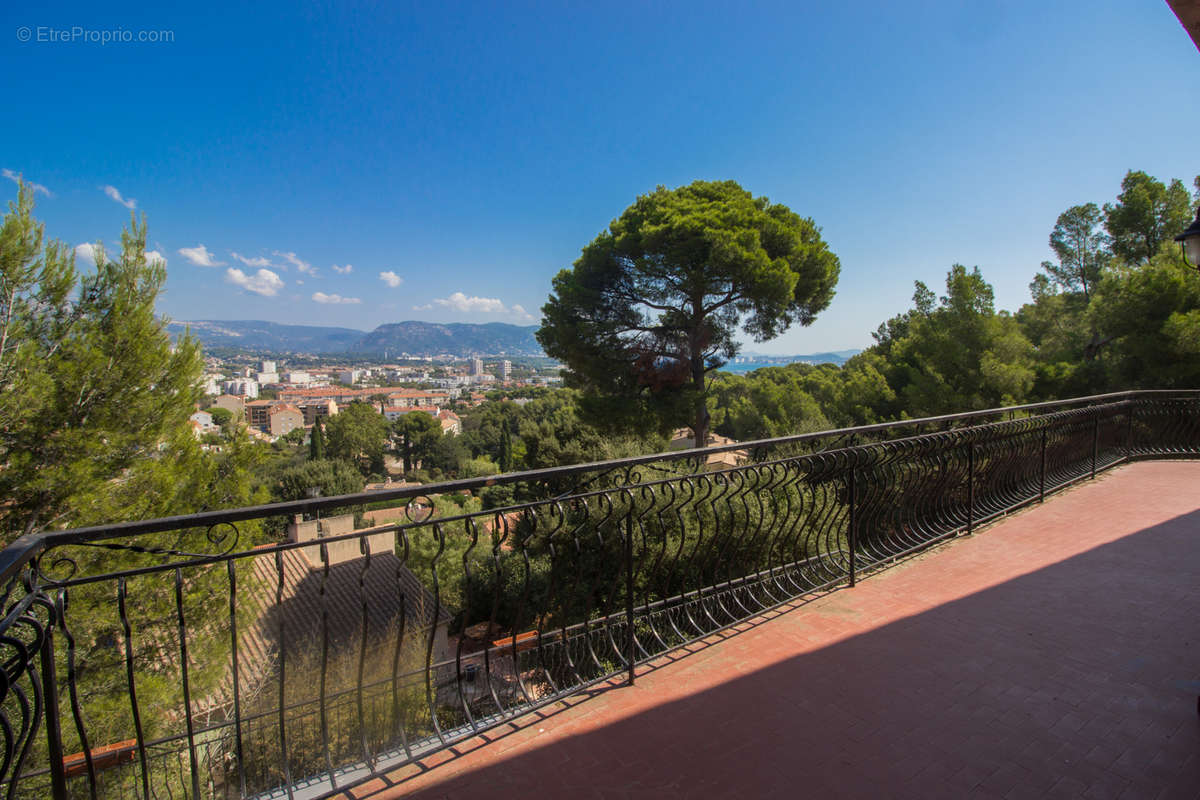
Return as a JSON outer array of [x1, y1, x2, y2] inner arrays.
[[349, 461, 1200, 798]]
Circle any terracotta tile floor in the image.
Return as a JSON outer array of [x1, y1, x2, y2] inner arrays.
[[342, 461, 1200, 799]]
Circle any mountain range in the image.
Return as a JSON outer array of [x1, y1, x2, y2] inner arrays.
[[166, 319, 861, 364], [166, 319, 543, 356]]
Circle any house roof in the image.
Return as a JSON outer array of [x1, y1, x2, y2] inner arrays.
[[206, 544, 451, 713], [386, 405, 440, 415]]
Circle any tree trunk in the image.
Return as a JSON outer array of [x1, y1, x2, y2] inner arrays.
[[689, 302, 709, 449], [691, 356, 709, 449]]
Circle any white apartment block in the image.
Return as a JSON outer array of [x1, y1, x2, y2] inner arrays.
[[223, 379, 260, 398]]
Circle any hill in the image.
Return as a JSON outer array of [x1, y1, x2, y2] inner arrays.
[[168, 319, 543, 356], [166, 320, 366, 353], [356, 321, 542, 356]]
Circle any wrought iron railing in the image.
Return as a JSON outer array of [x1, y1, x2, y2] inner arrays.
[[2, 390, 1198, 799]]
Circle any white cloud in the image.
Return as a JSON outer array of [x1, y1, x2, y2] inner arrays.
[[2, 169, 52, 197], [274, 250, 316, 275], [225, 267, 284, 297], [332, 264, 353, 275], [178, 244, 224, 267], [379, 270, 403, 288], [145, 250, 167, 266], [422, 292, 535, 322], [102, 185, 136, 209], [312, 292, 361, 305], [74, 243, 100, 266], [433, 292, 505, 313], [230, 251, 273, 268]]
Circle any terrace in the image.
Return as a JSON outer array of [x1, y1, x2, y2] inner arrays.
[[2, 390, 1198, 799], [372, 460, 1200, 799]]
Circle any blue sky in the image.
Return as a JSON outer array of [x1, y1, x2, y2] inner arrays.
[[1, 1, 1197, 352]]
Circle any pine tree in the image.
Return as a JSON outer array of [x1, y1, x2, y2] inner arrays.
[[538, 180, 839, 446], [0, 183, 203, 539]]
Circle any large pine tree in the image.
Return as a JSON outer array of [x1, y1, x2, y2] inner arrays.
[[0, 182, 204, 539]]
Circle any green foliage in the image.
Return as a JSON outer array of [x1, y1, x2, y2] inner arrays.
[[709, 354, 895, 440], [1087, 248, 1200, 388], [538, 179, 840, 446], [1016, 169, 1200, 399], [460, 456, 500, 478], [1015, 288, 1102, 398], [309, 415, 325, 459], [876, 266, 1035, 415], [208, 406, 233, 427], [393, 410, 440, 472], [1038, 203, 1108, 299], [1104, 170, 1193, 264], [425, 432, 470, 476], [324, 401, 390, 475], [480, 483, 517, 509], [33, 430, 274, 794], [0, 185, 204, 539], [514, 390, 652, 468], [498, 419, 514, 472], [279, 426, 307, 447], [402, 493, 484, 612], [709, 369, 829, 441], [274, 458, 366, 501], [459, 399, 525, 470]]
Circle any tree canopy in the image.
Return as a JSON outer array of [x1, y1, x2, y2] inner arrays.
[[1103, 170, 1192, 264], [1038, 203, 1108, 299], [275, 458, 365, 501], [870, 266, 1035, 416], [0, 185, 204, 538], [393, 410, 441, 472], [324, 401, 390, 475], [537, 179, 840, 446]]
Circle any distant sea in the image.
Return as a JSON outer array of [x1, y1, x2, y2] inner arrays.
[[720, 359, 810, 374]]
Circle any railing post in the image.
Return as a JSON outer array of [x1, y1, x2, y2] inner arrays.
[[625, 512, 635, 686], [1091, 413, 1099, 479], [966, 440, 975, 534], [1125, 402, 1135, 457], [847, 458, 857, 588], [40, 621, 69, 800], [1039, 427, 1047, 503]]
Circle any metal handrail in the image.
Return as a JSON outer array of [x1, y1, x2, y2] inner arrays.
[[3, 389, 1198, 800], [0, 389, 1180, 585]]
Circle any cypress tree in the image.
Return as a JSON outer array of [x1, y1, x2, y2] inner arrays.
[[310, 415, 326, 460], [499, 419, 513, 473]]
